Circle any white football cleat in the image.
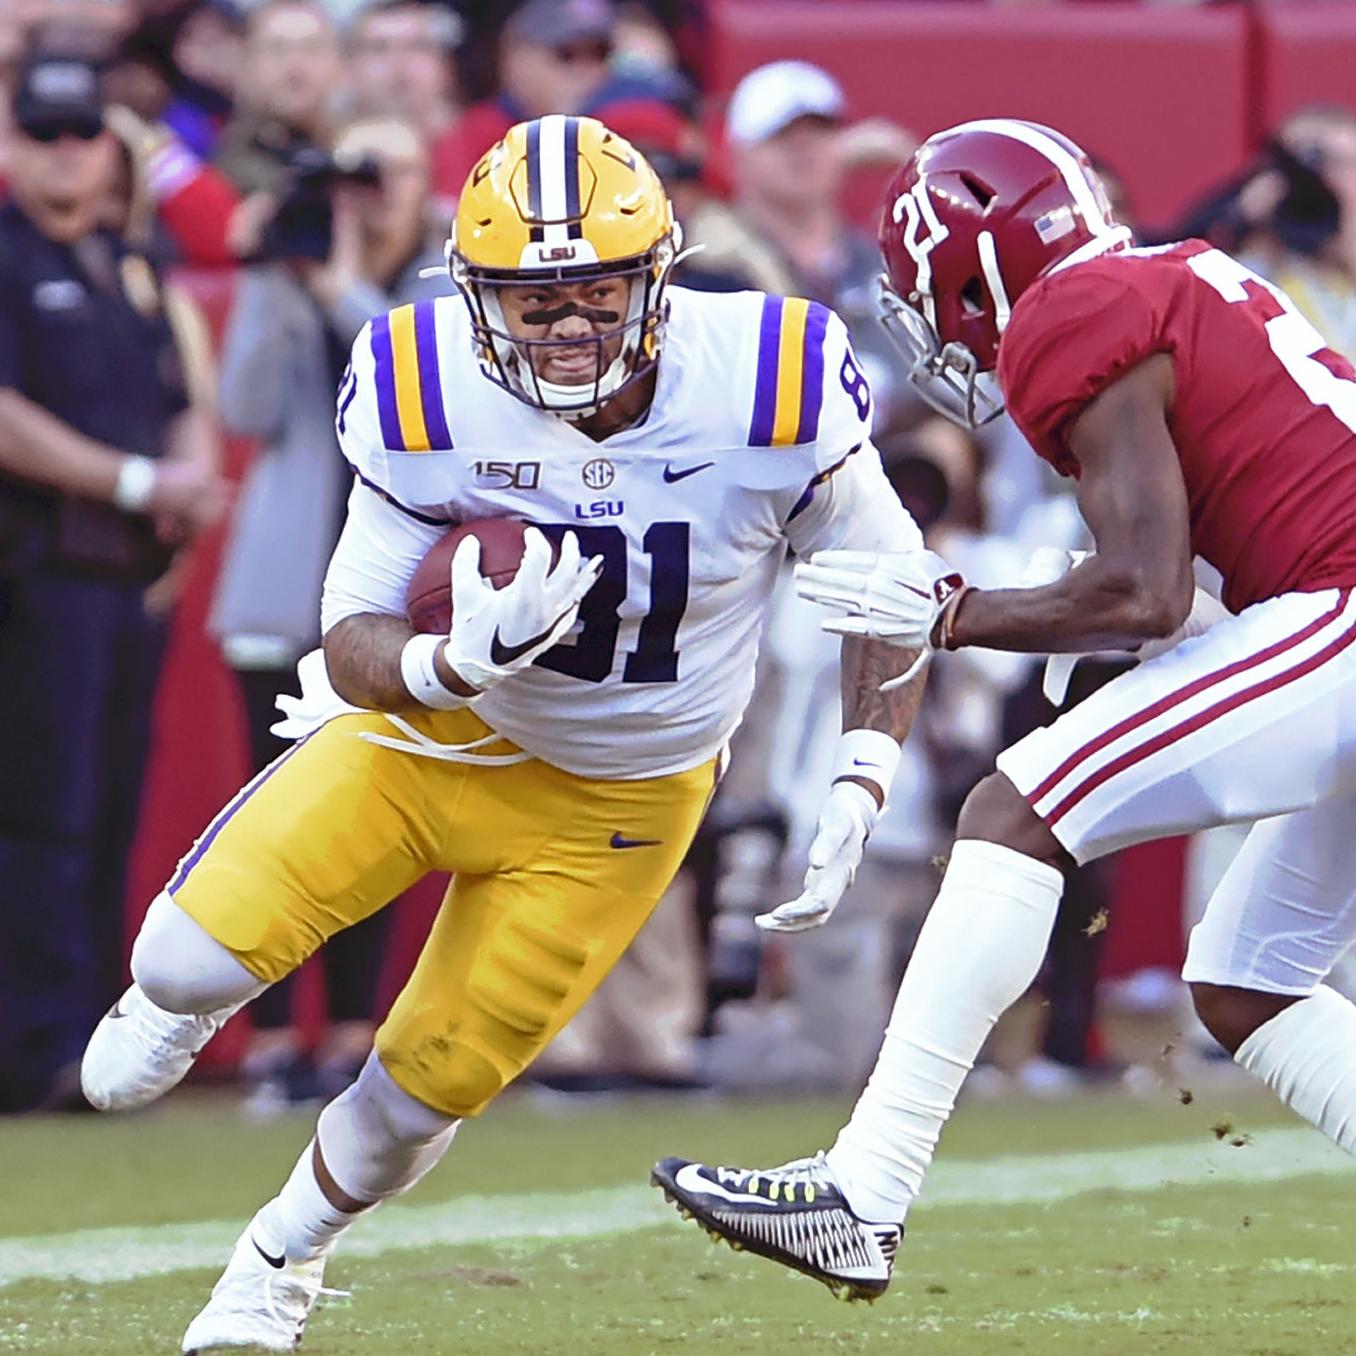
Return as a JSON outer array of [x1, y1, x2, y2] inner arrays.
[[182, 1220, 341, 1353], [81, 984, 230, 1112]]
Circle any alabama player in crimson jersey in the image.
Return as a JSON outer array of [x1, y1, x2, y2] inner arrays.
[[655, 118, 1356, 1301]]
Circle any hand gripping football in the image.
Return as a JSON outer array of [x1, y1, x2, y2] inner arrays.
[[405, 517, 544, 634]]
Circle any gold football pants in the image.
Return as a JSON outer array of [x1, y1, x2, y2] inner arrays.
[[169, 708, 716, 1117]]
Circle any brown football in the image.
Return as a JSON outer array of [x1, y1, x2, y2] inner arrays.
[[404, 517, 535, 635]]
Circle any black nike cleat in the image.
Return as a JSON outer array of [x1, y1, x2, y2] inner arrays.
[[651, 1152, 901, 1302]]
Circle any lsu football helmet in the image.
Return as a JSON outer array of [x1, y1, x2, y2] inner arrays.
[[449, 114, 681, 418], [878, 118, 1132, 428]]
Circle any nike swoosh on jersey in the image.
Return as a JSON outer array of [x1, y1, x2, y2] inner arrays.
[[253, 1237, 286, 1270], [663, 461, 715, 483], [611, 832, 663, 849]]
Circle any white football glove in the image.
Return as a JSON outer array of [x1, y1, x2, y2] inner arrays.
[[794, 548, 965, 688], [755, 781, 880, 934], [443, 527, 603, 693]]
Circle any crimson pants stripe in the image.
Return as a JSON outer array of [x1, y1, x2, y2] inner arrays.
[[1046, 597, 1356, 827], [1028, 590, 1351, 807]]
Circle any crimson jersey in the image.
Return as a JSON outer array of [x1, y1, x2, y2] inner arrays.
[[998, 240, 1356, 613]]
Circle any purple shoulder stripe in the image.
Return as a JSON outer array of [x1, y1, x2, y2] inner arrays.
[[748, 295, 784, 447], [368, 315, 404, 449], [795, 302, 832, 444], [413, 301, 454, 450]]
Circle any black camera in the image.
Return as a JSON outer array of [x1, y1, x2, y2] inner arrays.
[[256, 147, 383, 263]]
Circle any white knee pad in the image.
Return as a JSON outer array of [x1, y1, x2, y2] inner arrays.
[[131, 892, 266, 1015], [317, 1053, 459, 1205]]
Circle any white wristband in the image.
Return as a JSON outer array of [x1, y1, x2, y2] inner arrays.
[[113, 454, 157, 513], [831, 729, 902, 802], [400, 633, 470, 710]]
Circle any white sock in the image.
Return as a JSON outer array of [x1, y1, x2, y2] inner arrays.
[[1236, 986, 1356, 1153], [826, 839, 1064, 1223], [254, 1054, 459, 1261]]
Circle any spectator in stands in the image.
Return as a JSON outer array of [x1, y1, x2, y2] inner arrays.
[[215, 0, 341, 195], [0, 51, 226, 1112], [346, 0, 463, 220], [694, 60, 900, 390], [436, 0, 616, 199], [211, 113, 452, 1113]]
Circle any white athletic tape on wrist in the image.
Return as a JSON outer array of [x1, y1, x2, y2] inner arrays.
[[831, 729, 902, 802], [113, 454, 157, 512], [401, 633, 470, 710]]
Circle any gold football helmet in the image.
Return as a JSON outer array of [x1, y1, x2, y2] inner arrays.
[[449, 114, 681, 417]]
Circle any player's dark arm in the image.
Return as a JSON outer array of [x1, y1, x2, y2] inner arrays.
[[949, 354, 1195, 653], [324, 613, 477, 709], [838, 636, 925, 808]]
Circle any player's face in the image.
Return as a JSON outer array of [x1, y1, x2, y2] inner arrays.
[[496, 276, 632, 385]]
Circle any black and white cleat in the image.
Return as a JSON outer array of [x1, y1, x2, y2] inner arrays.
[[651, 1152, 901, 1303]]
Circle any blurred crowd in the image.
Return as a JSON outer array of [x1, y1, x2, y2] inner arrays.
[[3, 0, 1356, 1116]]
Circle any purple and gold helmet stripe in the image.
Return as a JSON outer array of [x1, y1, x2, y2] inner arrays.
[[370, 303, 454, 452], [749, 296, 830, 447]]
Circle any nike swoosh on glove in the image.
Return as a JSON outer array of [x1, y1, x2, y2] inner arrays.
[[755, 781, 880, 934], [443, 527, 603, 694]]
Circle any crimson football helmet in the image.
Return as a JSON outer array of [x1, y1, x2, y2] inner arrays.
[[878, 118, 1132, 428]]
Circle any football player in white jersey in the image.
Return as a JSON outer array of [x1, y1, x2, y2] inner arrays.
[[78, 115, 927, 1351]]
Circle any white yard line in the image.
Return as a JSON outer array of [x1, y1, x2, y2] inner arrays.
[[0, 1127, 1347, 1290]]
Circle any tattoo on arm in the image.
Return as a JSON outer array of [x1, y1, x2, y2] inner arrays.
[[841, 635, 926, 739], [838, 637, 926, 809], [323, 613, 420, 712]]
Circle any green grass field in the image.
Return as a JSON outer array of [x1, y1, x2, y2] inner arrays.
[[2, 1077, 1354, 1355]]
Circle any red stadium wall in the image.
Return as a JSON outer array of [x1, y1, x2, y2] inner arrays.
[[709, 1, 1254, 231]]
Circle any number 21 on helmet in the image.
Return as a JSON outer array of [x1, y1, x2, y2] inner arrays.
[[877, 118, 1131, 429]]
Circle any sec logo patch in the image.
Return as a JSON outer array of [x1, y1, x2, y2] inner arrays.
[[582, 458, 615, 491]]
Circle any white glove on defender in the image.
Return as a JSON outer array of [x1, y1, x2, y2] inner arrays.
[[444, 527, 602, 693], [796, 549, 965, 649], [756, 782, 881, 934]]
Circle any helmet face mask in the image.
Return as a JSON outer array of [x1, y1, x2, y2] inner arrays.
[[877, 273, 1004, 429], [452, 242, 676, 418], [449, 116, 680, 420]]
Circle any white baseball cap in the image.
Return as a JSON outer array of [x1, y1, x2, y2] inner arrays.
[[726, 60, 846, 147]]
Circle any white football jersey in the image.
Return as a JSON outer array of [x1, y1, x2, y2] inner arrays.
[[323, 285, 922, 778]]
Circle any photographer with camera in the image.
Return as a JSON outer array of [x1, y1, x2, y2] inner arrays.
[[211, 112, 451, 1114], [214, 0, 340, 197], [1181, 104, 1356, 360]]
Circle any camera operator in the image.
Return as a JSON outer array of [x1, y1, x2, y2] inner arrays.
[[0, 52, 226, 1112], [1181, 104, 1356, 360], [210, 113, 452, 1113]]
